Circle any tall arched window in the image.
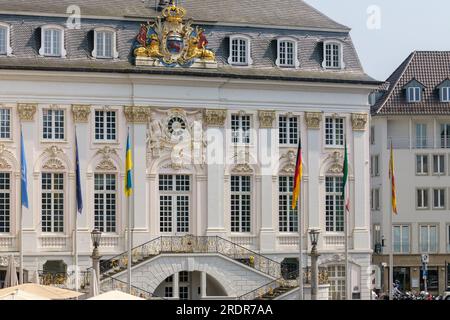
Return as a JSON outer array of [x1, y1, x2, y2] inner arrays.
[[325, 175, 344, 232], [41, 172, 65, 233], [94, 172, 117, 233], [0, 171, 11, 233], [278, 176, 298, 233]]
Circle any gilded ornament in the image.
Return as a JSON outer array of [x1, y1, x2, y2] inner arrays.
[[18, 103, 37, 121], [351, 113, 368, 131], [124, 106, 150, 123], [72, 105, 91, 123], [305, 112, 322, 129], [203, 109, 227, 127], [258, 110, 276, 128]]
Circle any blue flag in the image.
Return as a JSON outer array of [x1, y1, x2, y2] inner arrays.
[[75, 132, 83, 214], [20, 130, 29, 209]]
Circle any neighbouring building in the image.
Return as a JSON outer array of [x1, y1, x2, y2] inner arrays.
[[0, 0, 378, 299], [371, 51, 450, 295]]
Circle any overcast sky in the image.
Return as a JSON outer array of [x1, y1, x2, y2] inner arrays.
[[304, 0, 450, 81]]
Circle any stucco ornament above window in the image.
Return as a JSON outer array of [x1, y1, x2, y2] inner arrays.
[[133, 1, 216, 68]]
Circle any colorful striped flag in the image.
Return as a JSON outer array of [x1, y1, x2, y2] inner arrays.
[[75, 130, 83, 214], [342, 139, 350, 212], [389, 141, 398, 214], [125, 130, 133, 197], [20, 129, 28, 209], [291, 136, 303, 210]]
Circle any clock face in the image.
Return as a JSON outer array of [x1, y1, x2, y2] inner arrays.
[[167, 116, 187, 137]]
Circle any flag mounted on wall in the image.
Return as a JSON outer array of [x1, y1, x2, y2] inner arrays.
[[389, 141, 398, 214], [20, 129, 28, 209], [291, 136, 303, 210], [75, 131, 83, 214], [125, 130, 133, 197]]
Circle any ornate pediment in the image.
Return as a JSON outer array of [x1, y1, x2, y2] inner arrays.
[[133, 1, 217, 68], [327, 163, 343, 174], [280, 150, 297, 174], [43, 158, 65, 170], [0, 158, 11, 170], [44, 145, 64, 158], [96, 159, 117, 171], [232, 163, 253, 174], [96, 146, 118, 159]]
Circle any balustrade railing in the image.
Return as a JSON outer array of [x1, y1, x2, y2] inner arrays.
[[38, 271, 91, 291], [238, 268, 329, 300], [100, 275, 164, 300], [99, 235, 281, 279]]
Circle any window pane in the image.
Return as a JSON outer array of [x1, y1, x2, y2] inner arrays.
[[0, 109, 11, 139], [0, 27, 6, 54], [94, 174, 116, 232]]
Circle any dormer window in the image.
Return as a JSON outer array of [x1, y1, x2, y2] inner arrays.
[[92, 28, 119, 59], [408, 87, 422, 102], [437, 80, 450, 102], [228, 35, 252, 66], [276, 38, 299, 68], [403, 79, 425, 103], [0, 23, 12, 56], [322, 41, 344, 69], [39, 25, 66, 58]]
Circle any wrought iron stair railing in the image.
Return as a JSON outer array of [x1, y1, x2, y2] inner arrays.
[[99, 235, 282, 280], [99, 274, 164, 300], [238, 268, 330, 300]]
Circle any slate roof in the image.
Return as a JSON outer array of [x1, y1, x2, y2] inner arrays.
[[372, 51, 450, 115], [0, 0, 349, 31]]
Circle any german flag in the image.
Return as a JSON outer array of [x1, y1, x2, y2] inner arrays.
[[291, 136, 303, 210], [389, 141, 398, 214]]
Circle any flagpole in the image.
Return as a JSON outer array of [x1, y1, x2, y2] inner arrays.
[[345, 200, 349, 300], [298, 194, 303, 300], [19, 125, 24, 284], [126, 127, 132, 294], [342, 138, 350, 300], [74, 127, 79, 292], [388, 140, 394, 300]]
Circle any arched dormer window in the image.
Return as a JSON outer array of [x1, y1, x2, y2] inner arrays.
[[39, 24, 66, 58], [92, 27, 119, 59], [0, 22, 12, 56], [322, 40, 344, 69], [228, 35, 252, 66], [276, 37, 299, 68]]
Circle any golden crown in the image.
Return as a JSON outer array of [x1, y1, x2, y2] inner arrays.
[[162, 3, 186, 23]]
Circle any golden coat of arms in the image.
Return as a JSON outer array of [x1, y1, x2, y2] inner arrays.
[[134, 1, 216, 68]]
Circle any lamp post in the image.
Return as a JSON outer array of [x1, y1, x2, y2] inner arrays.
[[309, 228, 320, 300], [91, 229, 102, 280]]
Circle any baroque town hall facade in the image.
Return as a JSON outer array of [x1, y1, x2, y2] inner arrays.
[[0, 0, 378, 299]]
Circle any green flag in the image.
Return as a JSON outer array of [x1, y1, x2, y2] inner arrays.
[[342, 139, 349, 211]]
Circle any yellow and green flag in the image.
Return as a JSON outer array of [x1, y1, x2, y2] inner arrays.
[[125, 130, 133, 197]]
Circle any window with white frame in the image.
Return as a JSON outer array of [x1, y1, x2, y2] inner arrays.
[[327, 265, 346, 300], [371, 188, 380, 211], [39, 25, 66, 57], [416, 155, 428, 175], [231, 175, 251, 233], [433, 155, 445, 175], [231, 114, 251, 144], [441, 87, 450, 102], [440, 124, 450, 148], [325, 117, 344, 147], [278, 176, 298, 233], [393, 225, 410, 253], [325, 176, 344, 232], [94, 173, 117, 233], [0, 23, 12, 56], [416, 123, 427, 148], [417, 188, 429, 209], [370, 155, 379, 177], [42, 109, 65, 140], [159, 174, 190, 234], [0, 172, 10, 233], [322, 41, 343, 69], [433, 188, 445, 209], [407, 87, 422, 102], [228, 36, 252, 66], [93, 29, 118, 59], [420, 224, 438, 253], [276, 39, 298, 68], [95, 110, 117, 141], [0, 108, 11, 139], [447, 225, 450, 252], [278, 115, 298, 145], [41, 172, 64, 233]]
